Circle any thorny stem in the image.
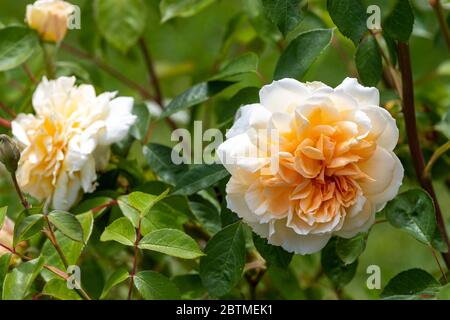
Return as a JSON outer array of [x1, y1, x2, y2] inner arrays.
[[397, 42, 450, 268], [424, 140, 450, 179], [0, 242, 91, 300], [11, 173, 30, 210], [127, 219, 142, 300], [43, 214, 70, 269], [429, 0, 450, 53], [0, 117, 11, 129]]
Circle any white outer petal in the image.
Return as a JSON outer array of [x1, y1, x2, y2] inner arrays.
[[99, 97, 136, 145], [335, 77, 380, 107], [260, 78, 311, 113]]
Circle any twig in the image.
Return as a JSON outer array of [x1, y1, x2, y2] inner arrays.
[[43, 214, 70, 269], [0, 117, 11, 129], [91, 199, 118, 215], [127, 219, 142, 300], [429, 0, 450, 53], [424, 140, 450, 178], [398, 42, 450, 268], [0, 102, 16, 118], [11, 173, 30, 209]]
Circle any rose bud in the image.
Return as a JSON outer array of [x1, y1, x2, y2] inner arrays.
[[0, 134, 21, 174]]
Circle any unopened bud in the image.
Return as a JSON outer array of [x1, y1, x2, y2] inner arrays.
[[0, 134, 21, 173]]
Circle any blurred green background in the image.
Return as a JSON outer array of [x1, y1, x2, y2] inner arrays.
[[1, 0, 450, 299]]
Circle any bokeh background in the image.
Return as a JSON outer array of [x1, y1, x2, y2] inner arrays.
[[1, 0, 449, 299]]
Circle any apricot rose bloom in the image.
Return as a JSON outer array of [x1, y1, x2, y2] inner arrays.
[[26, 0, 75, 43], [12, 77, 136, 211], [218, 78, 403, 254]]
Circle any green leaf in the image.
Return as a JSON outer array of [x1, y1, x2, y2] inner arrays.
[[0, 253, 11, 295], [327, 0, 367, 44], [0, 26, 38, 72], [355, 35, 382, 86], [100, 217, 136, 246], [71, 197, 113, 215], [385, 189, 445, 252], [173, 164, 230, 196], [189, 201, 222, 235], [40, 212, 94, 281], [130, 103, 151, 142], [173, 274, 207, 299], [381, 269, 439, 298], [261, 0, 304, 37], [200, 221, 246, 297], [118, 196, 141, 228], [210, 53, 259, 81], [138, 228, 204, 259], [143, 143, 188, 185], [43, 279, 81, 300], [128, 189, 170, 217], [274, 28, 333, 80], [160, 81, 233, 119], [48, 211, 84, 243], [321, 238, 358, 288], [336, 233, 367, 265], [253, 233, 293, 268], [268, 265, 305, 299], [437, 283, 450, 300], [383, 0, 414, 42], [134, 271, 181, 300], [94, 0, 147, 53], [2, 257, 45, 300], [0, 206, 6, 229], [13, 214, 44, 247], [160, 0, 215, 23], [100, 268, 129, 299]]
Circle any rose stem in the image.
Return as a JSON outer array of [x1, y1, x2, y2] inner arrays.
[[60, 43, 177, 132], [397, 42, 450, 268], [0, 117, 11, 129], [0, 242, 91, 300], [127, 219, 142, 300], [10, 173, 30, 210], [0, 102, 16, 118], [41, 41, 56, 79], [429, 0, 450, 53]]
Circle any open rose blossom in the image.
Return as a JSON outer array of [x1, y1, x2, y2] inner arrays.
[[0, 217, 14, 256], [218, 78, 404, 254], [26, 0, 75, 43], [12, 77, 136, 211]]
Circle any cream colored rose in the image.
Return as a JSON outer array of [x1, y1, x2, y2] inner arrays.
[[218, 78, 404, 254], [0, 217, 14, 256], [26, 0, 75, 43], [12, 76, 136, 211]]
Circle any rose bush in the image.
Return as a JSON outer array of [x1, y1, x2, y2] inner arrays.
[[0, 0, 449, 301]]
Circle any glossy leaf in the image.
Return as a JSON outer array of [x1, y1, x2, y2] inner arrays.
[[43, 279, 82, 300], [189, 201, 222, 235], [336, 233, 367, 265], [321, 238, 358, 288], [0, 27, 38, 71], [100, 268, 129, 299], [173, 164, 230, 196], [160, 0, 215, 23], [2, 257, 45, 300], [383, 0, 414, 42], [128, 189, 170, 217], [134, 271, 181, 300], [138, 228, 204, 259], [262, 0, 304, 37], [13, 214, 44, 246], [200, 221, 246, 297], [210, 52, 259, 81], [381, 269, 439, 298], [355, 35, 382, 86], [100, 217, 136, 246], [327, 0, 367, 44], [0, 253, 11, 295], [48, 210, 84, 243], [253, 233, 293, 268], [274, 28, 333, 80]]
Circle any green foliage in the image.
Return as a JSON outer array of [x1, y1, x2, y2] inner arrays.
[[0, 253, 11, 295], [94, 0, 147, 53], [133, 271, 181, 299], [0, 206, 6, 229], [2, 257, 45, 300], [261, 0, 305, 37], [138, 228, 204, 259], [43, 279, 82, 300], [143, 144, 188, 185], [381, 269, 439, 299], [160, 0, 216, 23], [274, 28, 333, 79], [327, 0, 367, 45], [336, 233, 367, 265], [13, 214, 44, 247], [200, 221, 246, 297], [0, 27, 38, 71], [321, 238, 358, 288], [385, 189, 447, 252], [253, 233, 293, 268], [48, 211, 84, 243], [101, 268, 130, 299], [383, 0, 414, 42], [355, 35, 382, 86], [100, 217, 136, 246], [173, 164, 230, 195]]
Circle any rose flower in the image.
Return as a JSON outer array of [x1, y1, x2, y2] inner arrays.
[[218, 78, 403, 254], [26, 0, 75, 43], [12, 76, 136, 210]]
